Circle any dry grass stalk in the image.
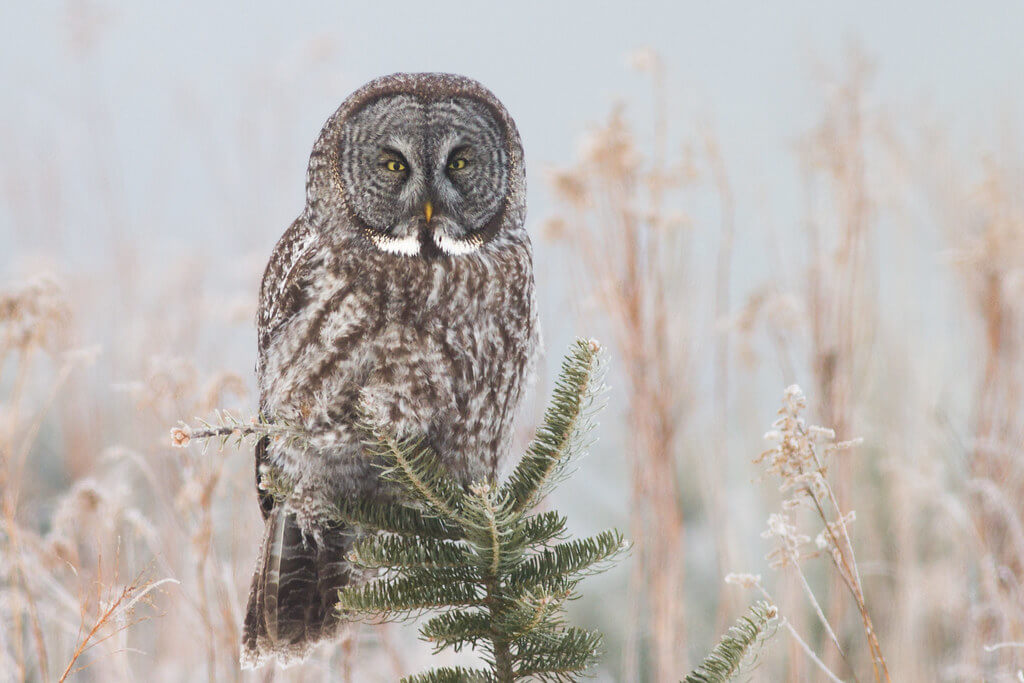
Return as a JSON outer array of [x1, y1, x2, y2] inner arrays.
[[1, 275, 72, 681], [940, 149, 1024, 672], [59, 558, 177, 682], [797, 46, 879, 514], [734, 385, 890, 682], [773, 46, 883, 678], [545, 49, 696, 680], [1, 275, 174, 681]]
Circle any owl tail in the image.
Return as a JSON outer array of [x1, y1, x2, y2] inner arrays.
[[240, 507, 356, 669]]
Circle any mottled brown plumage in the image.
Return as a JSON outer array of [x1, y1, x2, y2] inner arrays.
[[242, 73, 539, 668]]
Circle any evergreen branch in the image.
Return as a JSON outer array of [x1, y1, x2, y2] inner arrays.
[[682, 602, 778, 682], [495, 590, 571, 639], [503, 339, 606, 515], [420, 609, 493, 653], [337, 569, 484, 617], [171, 411, 311, 453], [465, 483, 507, 576], [363, 432, 467, 522], [401, 667, 497, 683], [506, 530, 627, 593], [513, 575, 577, 605], [511, 628, 604, 681], [334, 498, 463, 540], [460, 484, 529, 578], [349, 535, 468, 570], [517, 511, 569, 547], [483, 493, 503, 576]]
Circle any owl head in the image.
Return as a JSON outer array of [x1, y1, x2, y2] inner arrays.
[[305, 73, 526, 258]]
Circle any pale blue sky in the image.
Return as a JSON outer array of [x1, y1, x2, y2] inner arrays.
[[4, 1, 1022, 258]]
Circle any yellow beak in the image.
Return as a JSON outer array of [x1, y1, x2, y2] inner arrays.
[[424, 202, 433, 224]]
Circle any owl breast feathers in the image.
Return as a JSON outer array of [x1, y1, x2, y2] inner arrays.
[[242, 73, 539, 668]]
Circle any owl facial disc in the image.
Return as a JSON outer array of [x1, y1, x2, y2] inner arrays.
[[337, 92, 509, 258]]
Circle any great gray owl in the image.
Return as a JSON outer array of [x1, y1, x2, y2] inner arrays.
[[241, 73, 539, 668]]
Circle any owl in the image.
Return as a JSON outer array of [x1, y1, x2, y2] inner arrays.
[[241, 73, 539, 668]]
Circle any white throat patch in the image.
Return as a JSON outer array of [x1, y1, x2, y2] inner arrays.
[[367, 232, 421, 257], [433, 231, 484, 256]]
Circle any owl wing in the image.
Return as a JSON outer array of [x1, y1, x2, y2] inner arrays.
[[254, 216, 320, 518], [256, 216, 320, 376]]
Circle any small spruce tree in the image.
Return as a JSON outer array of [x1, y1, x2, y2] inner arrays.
[[332, 338, 625, 682]]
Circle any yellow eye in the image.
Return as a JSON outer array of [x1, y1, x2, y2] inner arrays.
[[385, 159, 406, 172], [448, 158, 468, 171]]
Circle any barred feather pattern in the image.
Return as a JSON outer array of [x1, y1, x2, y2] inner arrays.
[[242, 73, 539, 668], [241, 508, 358, 668]]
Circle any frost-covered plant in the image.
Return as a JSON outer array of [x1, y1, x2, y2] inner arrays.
[[730, 385, 890, 683]]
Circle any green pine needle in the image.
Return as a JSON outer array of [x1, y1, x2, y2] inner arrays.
[[517, 511, 569, 546], [506, 530, 627, 594], [337, 568, 485, 618], [502, 339, 607, 515], [349, 535, 468, 570], [512, 627, 604, 681], [682, 601, 778, 683], [364, 433, 467, 522], [402, 666, 497, 683], [419, 609, 493, 652], [335, 498, 464, 540]]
